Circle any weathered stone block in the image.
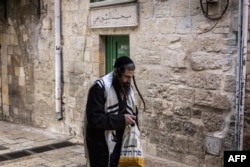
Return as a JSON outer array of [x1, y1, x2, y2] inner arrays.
[[18, 77, 25, 86], [190, 52, 231, 71], [190, 0, 200, 16], [187, 73, 205, 88], [200, 36, 223, 52], [73, 110, 82, 121], [213, 93, 230, 110], [213, 20, 230, 34], [1, 66, 7, 76], [177, 16, 192, 34], [8, 65, 15, 75], [182, 154, 202, 167], [153, 1, 170, 18], [205, 73, 221, 90], [143, 114, 158, 129], [205, 154, 223, 167], [174, 106, 191, 120], [162, 50, 188, 69], [167, 150, 183, 162], [142, 139, 157, 156], [3, 105, 9, 117], [203, 112, 223, 132], [66, 96, 76, 108], [7, 45, 14, 55], [195, 90, 213, 107], [192, 108, 202, 119], [9, 35, 18, 45], [149, 129, 160, 144], [224, 75, 236, 92], [172, 1, 189, 17], [188, 140, 204, 156], [181, 37, 200, 52], [2, 86, 9, 105], [152, 98, 169, 114], [149, 67, 169, 83], [182, 121, 197, 136], [159, 18, 177, 34], [178, 88, 194, 104], [169, 120, 182, 133], [148, 55, 161, 64]]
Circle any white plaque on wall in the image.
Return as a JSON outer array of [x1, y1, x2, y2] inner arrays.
[[89, 3, 138, 28]]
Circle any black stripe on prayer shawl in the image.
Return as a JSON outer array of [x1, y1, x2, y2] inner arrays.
[[107, 103, 119, 110], [126, 105, 135, 115], [107, 103, 119, 114], [106, 109, 119, 114]]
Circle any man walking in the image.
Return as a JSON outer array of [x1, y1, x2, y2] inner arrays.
[[84, 56, 144, 167]]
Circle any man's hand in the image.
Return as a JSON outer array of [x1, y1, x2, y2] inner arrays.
[[124, 114, 136, 126]]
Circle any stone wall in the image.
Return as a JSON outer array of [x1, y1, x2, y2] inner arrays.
[[0, 0, 40, 124], [0, 0, 247, 166], [31, 0, 89, 135]]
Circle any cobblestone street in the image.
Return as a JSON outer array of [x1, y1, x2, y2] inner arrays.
[[0, 121, 86, 167], [0, 121, 192, 167]]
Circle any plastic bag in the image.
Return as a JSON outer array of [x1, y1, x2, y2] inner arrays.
[[119, 124, 145, 167]]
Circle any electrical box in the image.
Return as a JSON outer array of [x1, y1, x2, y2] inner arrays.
[[205, 132, 223, 156]]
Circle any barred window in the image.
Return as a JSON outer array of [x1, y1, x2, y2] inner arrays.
[[90, 0, 136, 8]]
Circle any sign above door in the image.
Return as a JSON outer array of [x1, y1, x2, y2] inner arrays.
[[89, 3, 139, 29]]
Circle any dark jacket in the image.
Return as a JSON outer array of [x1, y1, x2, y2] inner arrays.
[[85, 82, 126, 167]]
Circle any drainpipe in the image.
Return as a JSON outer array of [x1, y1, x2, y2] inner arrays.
[[235, 0, 249, 150], [55, 0, 62, 120]]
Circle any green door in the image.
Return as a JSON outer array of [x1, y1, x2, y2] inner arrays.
[[106, 35, 130, 73]]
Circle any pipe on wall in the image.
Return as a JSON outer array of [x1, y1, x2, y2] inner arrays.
[[55, 0, 62, 120], [235, 0, 249, 150]]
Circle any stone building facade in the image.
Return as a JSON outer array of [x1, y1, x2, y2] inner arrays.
[[0, 0, 249, 166]]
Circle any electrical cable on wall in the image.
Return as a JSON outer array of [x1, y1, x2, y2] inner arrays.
[[193, 0, 230, 38], [200, 0, 230, 20]]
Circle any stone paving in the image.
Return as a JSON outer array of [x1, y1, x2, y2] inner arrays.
[[0, 121, 86, 167], [0, 120, 193, 167]]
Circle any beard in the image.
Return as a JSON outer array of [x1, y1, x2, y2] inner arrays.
[[122, 82, 131, 96], [112, 76, 131, 97]]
